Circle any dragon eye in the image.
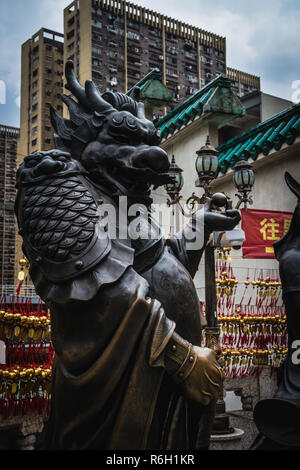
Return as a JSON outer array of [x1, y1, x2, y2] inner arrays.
[[126, 117, 137, 129], [112, 115, 124, 125]]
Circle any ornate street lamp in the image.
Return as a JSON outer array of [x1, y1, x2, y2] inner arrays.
[[186, 136, 223, 211], [166, 137, 226, 215], [165, 155, 184, 207], [164, 136, 255, 438], [233, 160, 255, 211], [195, 135, 220, 196]]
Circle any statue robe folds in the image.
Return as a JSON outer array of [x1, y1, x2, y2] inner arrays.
[[15, 156, 214, 450]]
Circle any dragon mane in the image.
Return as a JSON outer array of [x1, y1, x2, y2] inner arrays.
[[50, 61, 143, 158]]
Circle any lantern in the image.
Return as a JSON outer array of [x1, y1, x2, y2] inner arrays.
[[196, 136, 220, 187], [233, 160, 255, 210], [233, 160, 255, 192], [165, 155, 184, 205]]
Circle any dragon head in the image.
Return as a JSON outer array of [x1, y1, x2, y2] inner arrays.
[[50, 61, 171, 205]]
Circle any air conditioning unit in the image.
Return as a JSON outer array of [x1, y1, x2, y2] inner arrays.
[[110, 78, 118, 86]]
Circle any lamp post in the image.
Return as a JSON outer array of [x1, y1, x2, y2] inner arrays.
[[164, 136, 255, 438], [194, 138, 236, 435]]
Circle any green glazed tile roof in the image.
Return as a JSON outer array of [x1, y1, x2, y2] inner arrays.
[[127, 68, 164, 95], [127, 68, 173, 105], [156, 74, 241, 139], [217, 103, 300, 175]]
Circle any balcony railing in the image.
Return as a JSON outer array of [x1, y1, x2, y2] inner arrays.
[[0, 285, 39, 299]]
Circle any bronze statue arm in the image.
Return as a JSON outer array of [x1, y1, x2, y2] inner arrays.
[[168, 205, 241, 279], [148, 304, 225, 407]]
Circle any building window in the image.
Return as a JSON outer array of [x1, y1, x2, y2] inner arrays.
[[46, 45, 52, 51], [166, 56, 177, 66], [32, 139, 37, 147], [166, 45, 177, 55], [186, 74, 198, 84], [127, 31, 140, 41], [92, 19, 102, 29], [32, 80, 38, 90], [92, 58, 101, 68], [32, 127, 38, 135], [67, 30, 75, 40], [92, 71, 102, 81], [32, 57, 39, 67], [32, 91, 39, 101], [216, 61, 225, 71], [67, 43, 74, 52], [92, 45, 102, 56], [32, 115, 38, 123], [68, 17, 75, 28], [166, 68, 179, 79], [92, 32, 102, 42], [46, 56, 52, 62], [33, 69, 39, 78], [32, 103, 38, 112], [106, 50, 117, 59]]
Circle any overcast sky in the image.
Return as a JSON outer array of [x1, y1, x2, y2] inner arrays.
[[0, 0, 299, 127]]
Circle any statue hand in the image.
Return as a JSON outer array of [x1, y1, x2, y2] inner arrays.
[[179, 346, 225, 406], [163, 333, 225, 406], [204, 207, 241, 233]]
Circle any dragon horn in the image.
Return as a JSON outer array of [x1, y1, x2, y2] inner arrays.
[[85, 80, 114, 113], [65, 60, 91, 110]]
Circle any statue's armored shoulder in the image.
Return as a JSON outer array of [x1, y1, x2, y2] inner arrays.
[[15, 150, 112, 284]]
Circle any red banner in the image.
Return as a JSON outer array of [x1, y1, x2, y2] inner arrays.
[[241, 209, 293, 259]]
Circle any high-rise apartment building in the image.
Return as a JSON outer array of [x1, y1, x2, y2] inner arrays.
[[0, 125, 19, 287], [16, 28, 64, 287], [227, 67, 261, 98], [18, 28, 64, 165], [64, 0, 260, 106]]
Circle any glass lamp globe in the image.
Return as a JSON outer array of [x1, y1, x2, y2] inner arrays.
[[233, 160, 255, 192], [196, 136, 219, 183], [165, 155, 184, 195]]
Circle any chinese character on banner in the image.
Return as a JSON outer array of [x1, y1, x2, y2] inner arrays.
[[241, 209, 293, 259]]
